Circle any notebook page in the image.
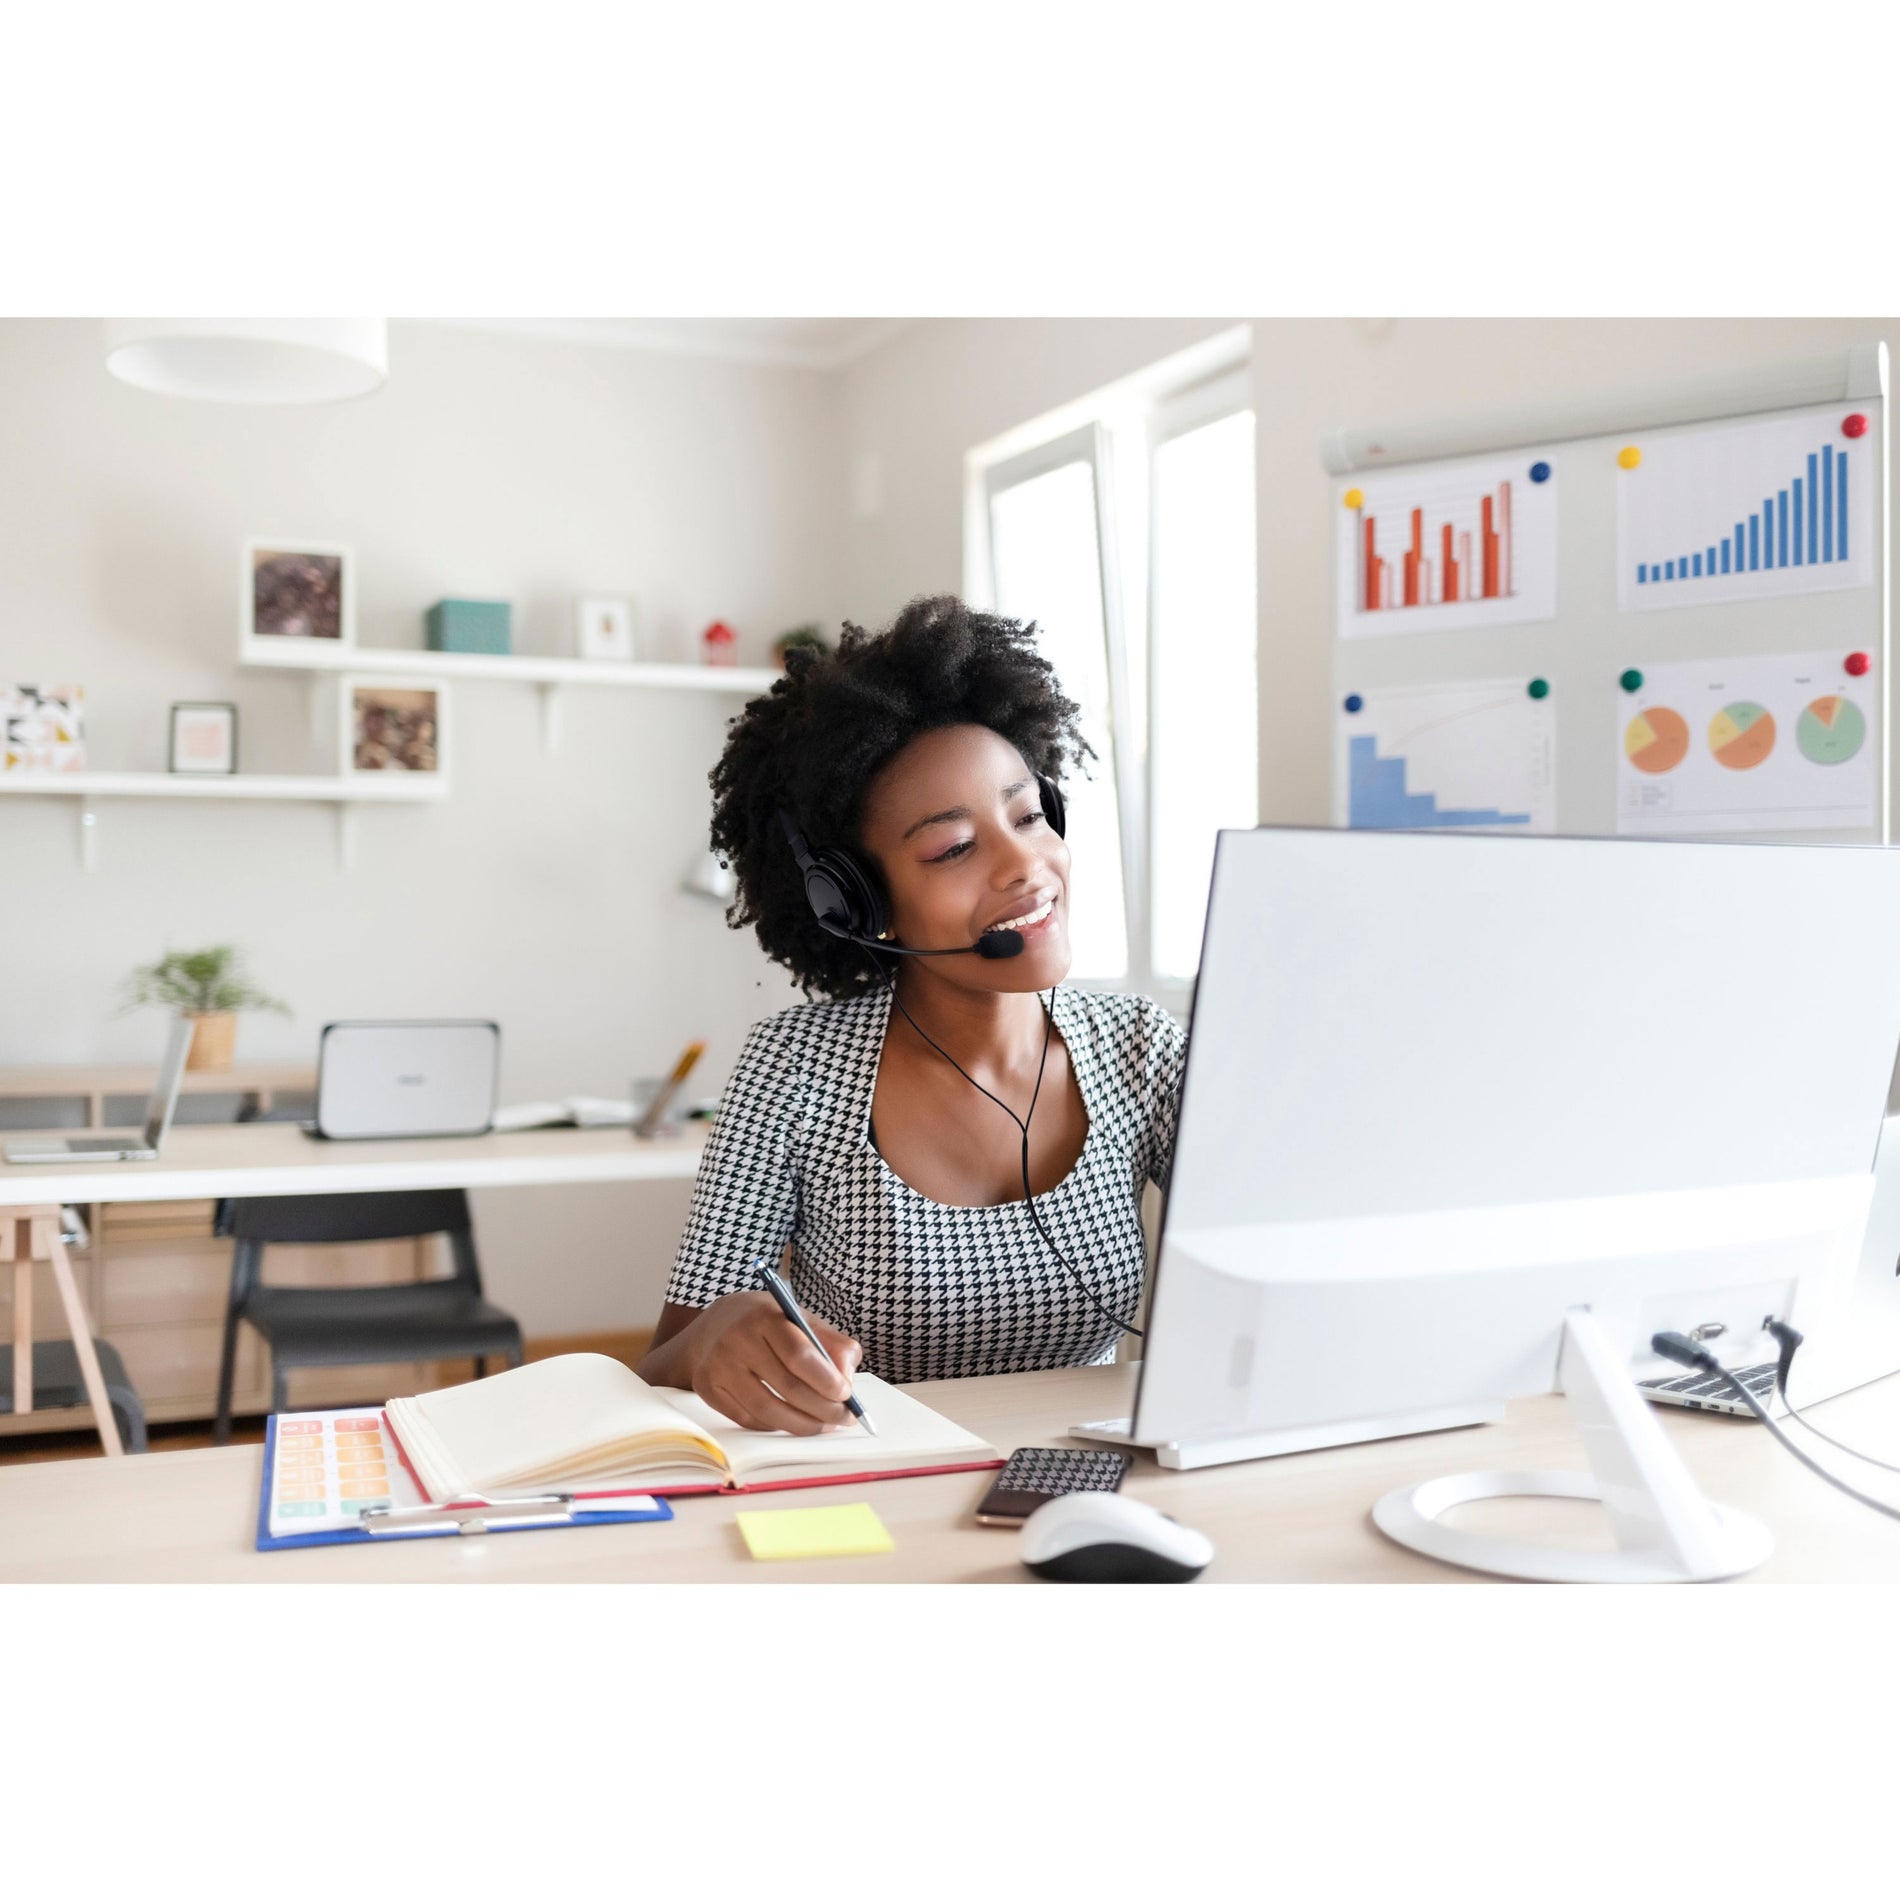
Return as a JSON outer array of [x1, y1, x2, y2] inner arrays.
[[655, 1373, 994, 1481], [392, 1354, 726, 1497]]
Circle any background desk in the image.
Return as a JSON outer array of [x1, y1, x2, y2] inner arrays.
[[0, 1121, 709, 1437], [3, 1362, 1897, 1582]]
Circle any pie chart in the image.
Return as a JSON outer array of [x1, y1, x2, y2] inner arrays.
[[1709, 702, 1775, 771], [1624, 707, 1689, 774], [1796, 694, 1866, 766]]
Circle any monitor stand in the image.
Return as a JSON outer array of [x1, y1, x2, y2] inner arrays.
[[1371, 1309, 1775, 1583]]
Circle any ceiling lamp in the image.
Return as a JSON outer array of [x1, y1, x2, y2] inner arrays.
[[103, 319, 388, 403]]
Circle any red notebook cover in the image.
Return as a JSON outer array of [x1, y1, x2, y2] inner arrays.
[[382, 1410, 1003, 1505]]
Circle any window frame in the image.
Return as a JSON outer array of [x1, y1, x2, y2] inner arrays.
[[1143, 367, 1258, 1010], [967, 342, 1255, 1015], [981, 423, 1143, 986]]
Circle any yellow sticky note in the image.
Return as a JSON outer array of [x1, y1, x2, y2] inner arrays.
[[735, 1502, 894, 1562]]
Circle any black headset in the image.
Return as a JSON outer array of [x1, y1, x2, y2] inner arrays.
[[777, 773, 1066, 954]]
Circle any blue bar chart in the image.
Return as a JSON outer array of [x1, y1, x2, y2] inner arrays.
[[1336, 679, 1554, 835], [1635, 442, 1848, 588], [1347, 737, 1530, 828], [1618, 404, 1873, 613]]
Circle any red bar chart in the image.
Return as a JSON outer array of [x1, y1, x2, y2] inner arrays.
[[1336, 452, 1556, 640], [1359, 480, 1513, 613]]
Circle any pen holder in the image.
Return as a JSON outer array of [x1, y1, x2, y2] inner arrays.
[[629, 1076, 685, 1141]]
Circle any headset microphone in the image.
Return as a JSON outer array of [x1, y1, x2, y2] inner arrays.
[[835, 924, 1025, 960]]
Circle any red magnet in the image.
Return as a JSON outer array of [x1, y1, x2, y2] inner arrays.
[[1845, 651, 1872, 677], [1843, 413, 1869, 439]]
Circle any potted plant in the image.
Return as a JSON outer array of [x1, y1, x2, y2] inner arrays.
[[772, 623, 831, 670], [119, 946, 289, 1072]]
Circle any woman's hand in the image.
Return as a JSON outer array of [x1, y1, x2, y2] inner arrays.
[[663, 1290, 864, 1436]]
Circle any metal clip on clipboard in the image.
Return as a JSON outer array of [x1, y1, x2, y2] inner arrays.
[[358, 1492, 588, 1536]]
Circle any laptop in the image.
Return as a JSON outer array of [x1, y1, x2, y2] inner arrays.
[[310, 1020, 499, 1140], [3, 1016, 195, 1164]]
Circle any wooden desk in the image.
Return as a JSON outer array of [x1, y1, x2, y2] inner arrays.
[[3, 1362, 1897, 1582]]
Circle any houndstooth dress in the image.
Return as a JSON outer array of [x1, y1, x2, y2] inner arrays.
[[665, 985, 1188, 1383]]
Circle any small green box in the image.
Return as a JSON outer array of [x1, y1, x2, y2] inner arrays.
[[426, 598, 512, 655]]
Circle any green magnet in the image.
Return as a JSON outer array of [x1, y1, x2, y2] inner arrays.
[[1527, 678, 1550, 700], [1620, 669, 1644, 692]]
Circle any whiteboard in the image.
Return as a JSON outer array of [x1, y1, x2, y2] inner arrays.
[[1325, 346, 1889, 845]]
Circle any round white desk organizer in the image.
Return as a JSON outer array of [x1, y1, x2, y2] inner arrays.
[[1373, 1466, 1775, 1585]]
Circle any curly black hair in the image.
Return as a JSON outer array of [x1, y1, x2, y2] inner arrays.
[[709, 595, 1093, 1000]]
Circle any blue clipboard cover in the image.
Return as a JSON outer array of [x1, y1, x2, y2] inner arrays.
[[255, 1411, 674, 1551]]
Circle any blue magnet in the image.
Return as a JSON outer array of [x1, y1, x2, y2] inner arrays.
[[1529, 461, 1551, 483], [1343, 694, 1364, 714]]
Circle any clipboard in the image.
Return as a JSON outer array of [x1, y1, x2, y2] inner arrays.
[[255, 1410, 674, 1551]]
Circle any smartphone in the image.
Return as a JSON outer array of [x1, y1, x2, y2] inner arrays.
[[974, 1446, 1133, 1526]]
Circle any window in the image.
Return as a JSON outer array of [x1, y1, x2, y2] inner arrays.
[[974, 360, 1256, 1007], [985, 428, 1132, 982], [1147, 374, 1258, 983]]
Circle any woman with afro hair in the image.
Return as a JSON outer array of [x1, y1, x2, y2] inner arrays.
[[637, 596, 1187, 1430]]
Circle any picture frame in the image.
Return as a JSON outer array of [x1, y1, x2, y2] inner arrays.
[[575, 596, 635, 662], [340, 676, 448, 781], [243, 539, 354, 652], [2, 684, 85, 772], [168, 701, 238, 775]]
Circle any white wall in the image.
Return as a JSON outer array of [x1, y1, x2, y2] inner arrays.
[[0, 319, 830, 1336]]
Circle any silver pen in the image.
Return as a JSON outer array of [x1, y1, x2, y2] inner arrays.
[[756, 1259, 875, 1435]]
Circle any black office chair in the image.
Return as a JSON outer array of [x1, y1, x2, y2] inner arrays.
[[0, 1338, 149, 1453], [212, 1189, 525, 1444]]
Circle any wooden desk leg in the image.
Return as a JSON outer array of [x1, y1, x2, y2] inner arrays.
[[30, 1206, 123, 1457], [13, 1260, 31, 1414], [3, 1215, 31, 1413]]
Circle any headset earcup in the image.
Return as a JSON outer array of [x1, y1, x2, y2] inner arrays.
[[1038, 774, 1067, 838], [810, 844, 887, 941]]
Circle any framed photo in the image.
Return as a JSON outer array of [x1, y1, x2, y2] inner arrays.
[[341, 677, 447, 780], [169, 701, 237, 774], [575, 596, 635, 662], [2, 684, 85, 772], [244, 540, 354, 650]]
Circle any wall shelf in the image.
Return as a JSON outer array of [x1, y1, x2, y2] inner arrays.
[[238, 641, 781, 752], [0, 772, 444, 871]]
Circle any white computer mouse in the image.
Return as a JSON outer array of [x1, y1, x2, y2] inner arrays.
[[1018, 1491, 1214, 1584]]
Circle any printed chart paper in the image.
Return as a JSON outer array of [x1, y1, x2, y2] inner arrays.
[[1336, 452, 1558, 640], [1336, 679, 1555, 833], [1616, 651, 1877, 836], [1617, 403, 1875, 612], [268, 1407, 418, 1539]]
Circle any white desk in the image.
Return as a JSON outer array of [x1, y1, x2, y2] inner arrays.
[[0, 1120, 708, 1209], [4, 1361, 1899, 1582], [0, 1123, 709, 1444]]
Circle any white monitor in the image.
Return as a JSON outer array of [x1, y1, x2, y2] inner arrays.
[[1120, 827, 1900, 1581]]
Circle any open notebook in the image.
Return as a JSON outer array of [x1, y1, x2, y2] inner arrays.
[[385, 1353, 1002, 1501]]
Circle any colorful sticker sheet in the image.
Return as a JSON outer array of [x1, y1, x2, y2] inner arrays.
[[266, 1407, 423, 1539]]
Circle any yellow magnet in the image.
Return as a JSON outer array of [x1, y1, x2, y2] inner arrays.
[[1617, 446, 1643, 470], [1343, 487, 1364, 510]]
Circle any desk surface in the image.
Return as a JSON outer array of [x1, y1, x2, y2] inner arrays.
[[3, 1362, 1897, 1583], [0, 1120, 710, 1206]]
